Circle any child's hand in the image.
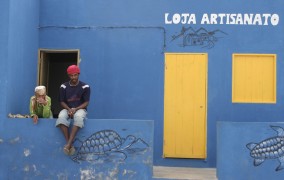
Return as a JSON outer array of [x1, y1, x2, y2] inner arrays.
[[33, 115, 38, 124], [37, 97, 47, 105]]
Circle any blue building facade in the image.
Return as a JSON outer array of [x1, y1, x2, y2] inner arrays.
[[1, 0, 284, 171]]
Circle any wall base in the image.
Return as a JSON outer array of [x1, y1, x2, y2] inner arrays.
[[0, 118, 153, 179]]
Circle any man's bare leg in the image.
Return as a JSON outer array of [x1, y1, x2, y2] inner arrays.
[[65, 125, 80, 150], [59, 124, 69, 142]]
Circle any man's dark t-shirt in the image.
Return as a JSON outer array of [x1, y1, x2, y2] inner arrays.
[[59, 81, 90, 109]]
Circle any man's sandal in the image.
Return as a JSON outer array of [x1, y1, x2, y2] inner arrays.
[[63, 146, 70, 155], [63, 145, 76, 156], [69, 146, 76, 156]]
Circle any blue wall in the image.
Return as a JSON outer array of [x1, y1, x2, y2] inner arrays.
[[4, 0, 40, 116], [0, 0, 9, 119], [38, 0, 284, 167], [217, 122, 284, 180], [0, 119, 153, 179], [1, 0, 284, 169]]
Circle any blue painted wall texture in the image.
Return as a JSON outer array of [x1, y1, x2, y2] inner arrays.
[[217, 122, 284, 180], [0, 0, 9, 118], [1, 0, 284, 171], [0, 119, 153, 179], [3, 0, 39, 118]]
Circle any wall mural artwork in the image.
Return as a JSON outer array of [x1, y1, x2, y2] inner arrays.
[[71, 130, 149, 163], [246, 126, 284, 171], [171, 26, 227, 49]]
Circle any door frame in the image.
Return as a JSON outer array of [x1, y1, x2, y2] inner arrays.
[[37, 49, 80, 117], [37, 49, 80, 86]]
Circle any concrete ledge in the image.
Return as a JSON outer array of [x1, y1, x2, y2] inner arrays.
[[217, 121, 284, 180], [0, 118, 153, 179], [153, 166, 217, 179]]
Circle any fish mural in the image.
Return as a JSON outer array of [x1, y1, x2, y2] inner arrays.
[[71, 129, 149, 163], [246, 126, 284, 171]]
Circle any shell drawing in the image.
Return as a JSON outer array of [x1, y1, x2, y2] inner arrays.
[[246, 126, 284, 171], [72, 129, 149, 163]]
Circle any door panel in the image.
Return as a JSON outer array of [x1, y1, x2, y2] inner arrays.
[[164, 53, 207, 158]]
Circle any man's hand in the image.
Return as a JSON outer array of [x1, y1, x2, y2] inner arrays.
[[68, 108, 77, 118]]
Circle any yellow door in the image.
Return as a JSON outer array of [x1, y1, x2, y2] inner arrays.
[[163, 53, 207, 158]]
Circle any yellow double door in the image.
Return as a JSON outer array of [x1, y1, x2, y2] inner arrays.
[[164, 53, 207, 158]]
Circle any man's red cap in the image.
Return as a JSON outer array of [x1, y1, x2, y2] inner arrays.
[[67, 65, 80, 74]]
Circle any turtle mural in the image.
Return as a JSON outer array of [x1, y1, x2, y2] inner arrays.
[[246, 126, 284, 171], [71, 129, 149, 163]]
